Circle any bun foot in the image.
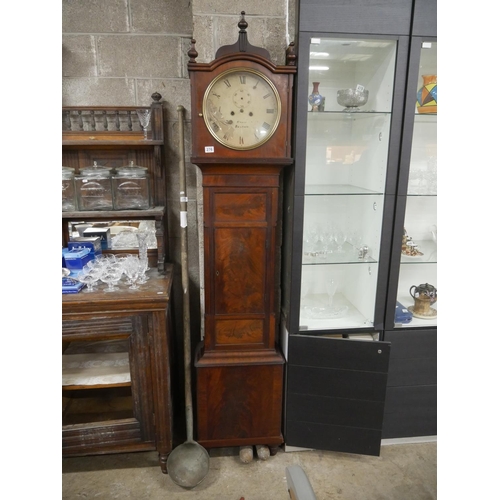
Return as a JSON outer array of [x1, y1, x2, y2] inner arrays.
[[239, 445, 253, 463], [256, 444, 270, 460]]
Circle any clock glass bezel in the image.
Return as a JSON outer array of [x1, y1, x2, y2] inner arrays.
[[202, 67, 282, 151]]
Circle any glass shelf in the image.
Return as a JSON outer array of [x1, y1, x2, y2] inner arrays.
[[305, 184, 384, 196]]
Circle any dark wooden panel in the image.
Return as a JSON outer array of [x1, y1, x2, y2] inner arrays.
[[213, 192, 267, 222], [287, 392, 385, 429], [214, 227, 267, 314], [196, 363, 284, 444], [387, 357, 436, 386], [62, 316, 134, 340], [286, 420, 382, 456], [215, 318, 264, 345], [288, 335, 390, 372], [297, 0, 413, 35], [384, 330, 437, 358], [63, 419, 146, 452], [412, 0, 437, 37], [289, 364, 388, 401]]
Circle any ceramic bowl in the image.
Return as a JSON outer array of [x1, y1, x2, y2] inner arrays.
[[337, 89, 369, 109]]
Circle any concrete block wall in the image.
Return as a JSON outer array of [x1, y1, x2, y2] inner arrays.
[[62, 0, 295, 348]]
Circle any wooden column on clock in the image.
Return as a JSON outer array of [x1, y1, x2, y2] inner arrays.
[[187, 12, 296, 450]]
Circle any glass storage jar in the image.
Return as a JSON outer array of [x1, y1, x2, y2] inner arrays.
[[62, 166, 77, 211], [75, 162, 114, 210], [111, 162, 151, 210]]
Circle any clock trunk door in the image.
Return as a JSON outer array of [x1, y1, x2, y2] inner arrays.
[[205, 185, 278, 352]]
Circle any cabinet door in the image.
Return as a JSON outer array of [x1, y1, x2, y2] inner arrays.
[[388, 39, 437, 329], [62, 315, 156, 455], [289, 33, 407, 334], [285, 335, 390, 456]]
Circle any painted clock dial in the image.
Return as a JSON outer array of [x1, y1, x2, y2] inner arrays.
[[202, 68, 281, 150]]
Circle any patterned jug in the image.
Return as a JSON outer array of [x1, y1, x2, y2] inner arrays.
[[416, 75, 437, 114]]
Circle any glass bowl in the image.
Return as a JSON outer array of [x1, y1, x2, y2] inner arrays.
[[337, 89, 369, 111]]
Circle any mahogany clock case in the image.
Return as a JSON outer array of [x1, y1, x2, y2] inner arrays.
[[187, 14, 296, 451]]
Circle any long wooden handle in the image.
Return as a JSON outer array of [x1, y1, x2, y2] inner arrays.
[[177, 105, 194, 442]]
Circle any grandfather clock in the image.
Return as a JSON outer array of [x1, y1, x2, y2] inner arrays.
[[188, 12, 296, 457]]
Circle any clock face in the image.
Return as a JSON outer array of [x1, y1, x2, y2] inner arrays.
[[202, 68, 281, 150]]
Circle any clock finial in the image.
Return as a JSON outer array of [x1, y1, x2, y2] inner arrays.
[[238, 11, 248, 33], [188, 39, 198, 63], [214, 11, 271, 60]]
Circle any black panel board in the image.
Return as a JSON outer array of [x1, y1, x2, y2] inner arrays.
[[287, 420, 382, 456], [287, 392, 385, 429], [288, 335, 390, 372], [383, 386, 437, 438], [297, 0, 413, 35], [285, 335, 390, 456], [412, 0, 437, 37], [384, 330, 437, 358], [382, 412, 436, 438], [289, 364, 388, 401], [387, 357, 436, 386], [384, 385, 437, 414]]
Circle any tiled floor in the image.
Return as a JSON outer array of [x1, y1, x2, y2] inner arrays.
[[62, 439, 437, 499]]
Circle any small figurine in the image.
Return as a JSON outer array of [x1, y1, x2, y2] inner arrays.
[[401, 228, 423, 257]]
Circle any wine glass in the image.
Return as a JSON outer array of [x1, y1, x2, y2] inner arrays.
[[347, 231, 362, 258], [137, 108, 151, 140], [334, 228, 346, 253], [123, 256, 141, 290], [326, 278, 338, 308]]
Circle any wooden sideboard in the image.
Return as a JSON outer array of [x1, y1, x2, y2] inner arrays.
[[62, 265, 175, 473]]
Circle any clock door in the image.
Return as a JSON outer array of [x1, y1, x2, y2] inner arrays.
[[206, 186, 277, 352]]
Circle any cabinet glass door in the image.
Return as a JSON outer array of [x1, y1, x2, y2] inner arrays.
[[299, 37, 397, 331], [394, 42, 437, 328]]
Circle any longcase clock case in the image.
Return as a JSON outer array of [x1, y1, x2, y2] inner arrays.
[[188, 13, 296, 451]]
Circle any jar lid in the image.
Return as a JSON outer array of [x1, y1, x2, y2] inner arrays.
[[62, 166, 75, 178], [115, 161, 148, 175], [80, 161, 112, 176]]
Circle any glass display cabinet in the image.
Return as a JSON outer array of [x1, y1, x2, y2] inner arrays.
[[298, 37, 397, 333], [392, 41, 437, 329], [382, 34, 437, 440], [280, 30, 411, 457], [280, 0, 437, 454]]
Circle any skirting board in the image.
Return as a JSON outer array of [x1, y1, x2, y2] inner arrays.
[[284, 435, 436, 453]]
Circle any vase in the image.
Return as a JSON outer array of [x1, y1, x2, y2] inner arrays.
[[136, 230, 148, 263], [308, 82, 325, 112], [416, 74, 437, 114]]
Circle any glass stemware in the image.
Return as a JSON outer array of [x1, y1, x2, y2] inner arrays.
[[100, 265, 123, 293], [123, 256, 141, 289], [75, 269, 101, 293], [334, 228, 346, 253], [326, 278, 338, 308], [137, 108, 151, 140], [347, 231, 362, 258]]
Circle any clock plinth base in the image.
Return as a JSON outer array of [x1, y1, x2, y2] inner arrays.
[[195, 343, 284, 449]]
